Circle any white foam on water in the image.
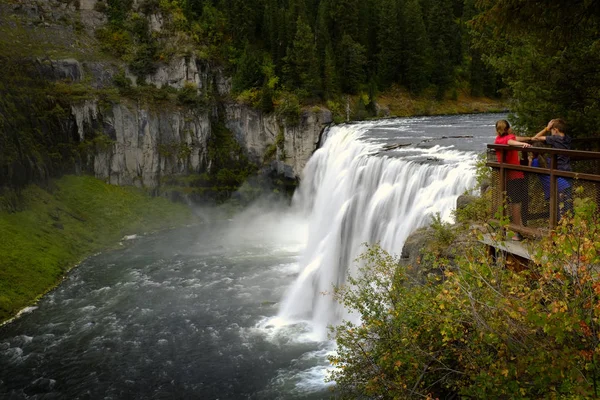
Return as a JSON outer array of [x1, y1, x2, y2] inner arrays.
[[265, 347, 337, 396], [15, 335, 33, 345], [293, 365, 336, 392], [278, 121, 477, 340]]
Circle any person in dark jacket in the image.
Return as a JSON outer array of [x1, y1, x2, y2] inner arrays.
[[531, 118, 573, 218], [531, 118, 572, 170]]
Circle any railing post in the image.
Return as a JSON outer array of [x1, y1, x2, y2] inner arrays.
[[549, 154, 558, 228], [523, 157, 530, 226], [499, 149, 507, 237]]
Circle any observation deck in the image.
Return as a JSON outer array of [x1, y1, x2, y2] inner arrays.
[[484, 140, 600, 268]]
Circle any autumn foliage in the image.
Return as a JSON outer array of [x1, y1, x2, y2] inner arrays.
[[329, 193, 600, 398]]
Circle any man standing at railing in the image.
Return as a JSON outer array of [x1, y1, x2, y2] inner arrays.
[[495, 119, 532, 241]]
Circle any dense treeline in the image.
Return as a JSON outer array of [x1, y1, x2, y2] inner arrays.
[[98, 0, 501, 114], [97, 0, 600, 134], [226, 0, 497, 99]]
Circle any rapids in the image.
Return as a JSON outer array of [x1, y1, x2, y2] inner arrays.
[[0, 114, 502, 399]]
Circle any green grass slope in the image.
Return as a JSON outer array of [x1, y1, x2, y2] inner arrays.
[[0, 175, 194, 323]]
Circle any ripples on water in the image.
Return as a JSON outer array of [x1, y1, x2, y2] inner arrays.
[[0, 114, 503, 399], [0, 216, 334, 399]]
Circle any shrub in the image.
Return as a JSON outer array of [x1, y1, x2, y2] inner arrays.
[[113, 71, 132, 91], [128, 43, 158, 78], [96, 27, 132, 57], [94, 1, 108, 13], [430, 213, 455, 247], [275, 91, 301, 126], [454, 189, 493, 224], [177, 82, 203, 108]]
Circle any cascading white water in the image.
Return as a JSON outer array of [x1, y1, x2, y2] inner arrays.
[[278, 122, 478, 339]]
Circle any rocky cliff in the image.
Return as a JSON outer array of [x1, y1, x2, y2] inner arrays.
[[64, 55, 332, 189], [1, 0, 332, 195], [49, 57, 331, 193], [72, 98, 212, 188], [224, 103, 332, 180]]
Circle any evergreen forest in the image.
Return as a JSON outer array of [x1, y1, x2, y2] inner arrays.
[[96, 0, 600, 134], [100, 0, 501, 113]]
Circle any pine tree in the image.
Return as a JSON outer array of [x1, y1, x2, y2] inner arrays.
[[232, 43, 262, 93], [361, 0, 380, 78], [328, 0, 360, 41], [180, 0, 206, 19], [322, 44, 339, 99], [375, 0, 402, 88], [275, 6, 290, 72], [262, 0, 279, 61], [401, 0, 431, 93], [339, 34, 366, 94], [425, 0, 460, 99], [470, 0, 600, 135], [226, 0, 263, 44], [283, 15, 321, 97]]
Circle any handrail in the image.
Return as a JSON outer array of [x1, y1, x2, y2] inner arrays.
[[485, 162, 600, 182], [488, 144, 600, 160]]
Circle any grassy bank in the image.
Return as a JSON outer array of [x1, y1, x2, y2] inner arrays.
[[325, 88, 507, 123], [0, 175, 194, 324], [377, 87, 507, 117]]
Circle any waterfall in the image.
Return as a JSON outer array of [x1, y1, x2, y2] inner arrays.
[[277, 122, 478, 339]]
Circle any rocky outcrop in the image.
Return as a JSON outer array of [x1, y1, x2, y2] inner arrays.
[[456, 194, 479, 211], [72, 100, 211, 189], [62, 54, 330, 189], [70, 99, 329, 188], [4, 1, 331, 192], [36, 58, 83, 82], [224, 104, 332, 179], [281, 109, 333, 178], [399, 194, 490, 282]]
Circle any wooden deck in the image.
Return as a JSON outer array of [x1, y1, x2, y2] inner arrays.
[[479, 233, 533, 260]]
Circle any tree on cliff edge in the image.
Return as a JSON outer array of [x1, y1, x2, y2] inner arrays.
[[470, 0, 600, 136]]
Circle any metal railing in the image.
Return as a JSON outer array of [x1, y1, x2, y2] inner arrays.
[[486, 144, 600, 236]]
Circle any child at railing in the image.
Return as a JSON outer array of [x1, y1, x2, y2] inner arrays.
[[527, 152, 572, 220], [494, 119, 531, 241], [531, 119, 573, 219], [527, 153, 571, 200], [531, 118, 572, 170]]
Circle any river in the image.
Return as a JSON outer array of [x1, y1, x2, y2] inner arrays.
[[0, 113, 503, 399]]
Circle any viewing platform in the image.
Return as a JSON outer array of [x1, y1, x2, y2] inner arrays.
[[483, 141, 600, 266]]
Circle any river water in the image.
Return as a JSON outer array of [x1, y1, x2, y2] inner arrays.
[[0, 114, 503, 399]]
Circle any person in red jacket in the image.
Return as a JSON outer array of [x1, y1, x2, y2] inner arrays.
[[494, 119, 531, 241]]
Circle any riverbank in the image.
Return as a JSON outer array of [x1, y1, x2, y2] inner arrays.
[[0, 175, 195, 324], [377, 87, 507, 117], [328, 87, 507, 122]]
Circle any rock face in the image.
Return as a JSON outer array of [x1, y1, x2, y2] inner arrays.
[[282, 110, 333, 178], [62, 54, 330, 189], [72, 101, 212, 188], [36, 58, 84, 82], [456, 194, 479, 211], [224, 104, 332, 179], [5, 2, 331, 192]]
